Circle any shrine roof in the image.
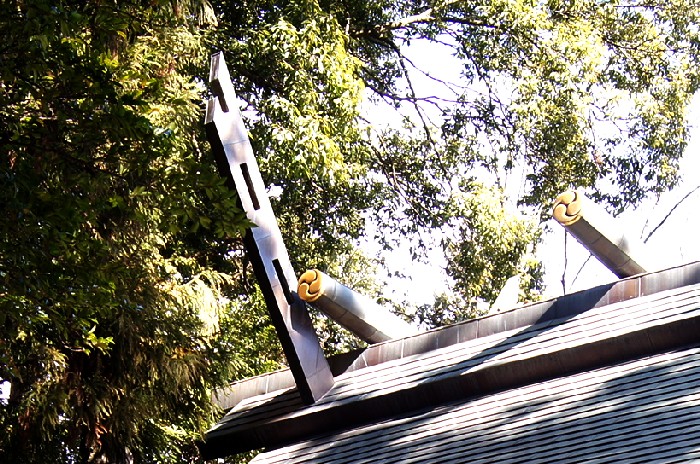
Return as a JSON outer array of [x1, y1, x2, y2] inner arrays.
[[200, 261, 700, 461]]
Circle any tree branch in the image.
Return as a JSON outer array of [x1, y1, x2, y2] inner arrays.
[[381, 8, 436, 32], [643, 184, 700, 243], [351, 1, 494, 38], [570, 253, 594, 289]]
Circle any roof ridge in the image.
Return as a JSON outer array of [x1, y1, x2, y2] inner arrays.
[[215, 261, 700, 411]]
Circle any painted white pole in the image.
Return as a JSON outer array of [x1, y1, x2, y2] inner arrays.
[[552, 190, 650, 278], [298, 270, 417, 343]]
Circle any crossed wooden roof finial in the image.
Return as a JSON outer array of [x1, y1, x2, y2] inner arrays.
[[204, 52, 334, 403]]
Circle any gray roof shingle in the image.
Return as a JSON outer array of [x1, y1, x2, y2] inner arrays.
[[200, 263, 700, 461], [253, 347, 700, 463]]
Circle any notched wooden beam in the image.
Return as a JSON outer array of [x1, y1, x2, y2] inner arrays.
[[204, 51, 334, 404]]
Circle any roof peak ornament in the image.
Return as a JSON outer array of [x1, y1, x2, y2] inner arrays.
[[553, 190, 651, 278], [298, 269, 417, 343], [204, 51, 333, 404]]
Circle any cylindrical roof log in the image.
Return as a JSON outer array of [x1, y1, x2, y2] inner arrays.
[[552, 190, 650, 278], [298, 270, 417, 344]]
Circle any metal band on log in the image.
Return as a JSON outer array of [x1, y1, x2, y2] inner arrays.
[[553, 190, 649, 278], [205, 52, 333, 403], [298, 269, 416, 343]]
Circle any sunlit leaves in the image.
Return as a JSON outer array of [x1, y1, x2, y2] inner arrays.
[[445, 183, 541, 308], [0, 1, 246, 462], [438, 0, 700, 212]]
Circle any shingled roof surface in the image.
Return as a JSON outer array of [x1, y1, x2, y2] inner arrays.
[[201, 263, 700, 461], [252, 347, 700, 463]]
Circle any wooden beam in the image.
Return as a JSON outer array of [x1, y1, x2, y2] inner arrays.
[[553, 190, 650, 278], [204, 52, 333, 403], [298, 269, 417, 343]]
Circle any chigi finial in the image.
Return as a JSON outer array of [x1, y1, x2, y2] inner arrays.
[[204, 51, 334, 404]]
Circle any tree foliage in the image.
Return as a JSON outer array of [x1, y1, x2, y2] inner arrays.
[[208, 0, 700, 322], [2, 0, 699, 461], [342, 0, 700, 215], [0, 1, 245, 461]]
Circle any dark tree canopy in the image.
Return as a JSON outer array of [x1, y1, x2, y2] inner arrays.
[[0, 1, 246, 461]]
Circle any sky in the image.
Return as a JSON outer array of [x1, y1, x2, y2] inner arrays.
[[361, 38, 700, 308], [542, 101, 700, 296]]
